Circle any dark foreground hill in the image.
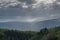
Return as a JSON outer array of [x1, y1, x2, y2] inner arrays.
[[0, 26, 60, 40]]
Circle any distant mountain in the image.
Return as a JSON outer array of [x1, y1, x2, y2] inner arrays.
[[0, 18, 60, 31], [0, 22, 39, 31], [36, 18, 60, 29]]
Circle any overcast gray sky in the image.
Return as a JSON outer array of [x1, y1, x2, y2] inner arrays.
[[0, 0, 60, 22]]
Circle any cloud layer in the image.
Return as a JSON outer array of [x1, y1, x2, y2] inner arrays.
[[0, 0, 60, 22], [0, 0, 59, 9]]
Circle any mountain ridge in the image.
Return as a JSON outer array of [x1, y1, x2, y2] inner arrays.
[[0, 18, 60, 31]]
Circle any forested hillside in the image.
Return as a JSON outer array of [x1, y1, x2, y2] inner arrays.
[[0, 26, 60, 40], [0, 29, 36, 40], [30, 26, 60, 40]]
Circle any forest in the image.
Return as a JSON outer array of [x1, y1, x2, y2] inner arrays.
[[0, 26, 60, 40]]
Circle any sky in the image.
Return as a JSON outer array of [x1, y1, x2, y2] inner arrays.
[[0, 0, 60, 22]]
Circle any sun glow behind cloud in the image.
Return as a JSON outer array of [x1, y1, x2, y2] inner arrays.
[[0, 16, 57, 23], [0, 18, 37, 22], [0, 16, 40, 22]]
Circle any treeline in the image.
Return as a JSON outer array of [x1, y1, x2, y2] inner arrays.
[[30, 26, 60, 40], [0, 29, 36, 40], [0, 26, 60, 40]]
